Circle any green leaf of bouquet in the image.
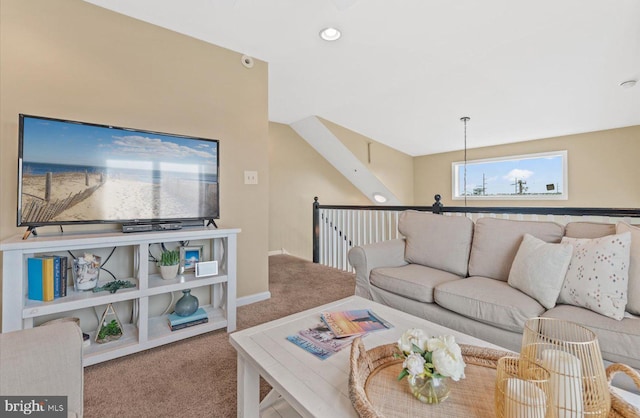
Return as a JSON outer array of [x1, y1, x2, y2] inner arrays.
[[424, 351, 433, 363], [397, 369, 409, 381]]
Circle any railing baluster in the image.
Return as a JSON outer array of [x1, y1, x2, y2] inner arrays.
[[339, 210, 345, 269]]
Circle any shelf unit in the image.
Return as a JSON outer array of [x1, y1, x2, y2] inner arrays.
[[0, 227, 239, 366]]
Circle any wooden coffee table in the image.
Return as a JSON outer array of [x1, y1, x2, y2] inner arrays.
[[230, 296, 512, 417]]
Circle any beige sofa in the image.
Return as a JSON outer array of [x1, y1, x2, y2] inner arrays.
[[348, 210, 640, 371], [0, 321, 84, 417]]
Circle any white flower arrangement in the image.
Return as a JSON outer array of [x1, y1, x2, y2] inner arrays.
[[396, 328, 466, 382]]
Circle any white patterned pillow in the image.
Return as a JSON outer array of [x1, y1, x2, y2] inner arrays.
[[617, 222, 640, 315], [558, 232, 631, 320]]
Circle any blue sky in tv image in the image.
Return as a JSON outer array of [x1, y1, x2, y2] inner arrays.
[[21, 116, 218, 180], [18, 115, 220, 225]]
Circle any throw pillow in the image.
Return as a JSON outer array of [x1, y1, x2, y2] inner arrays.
[[508, 234, 573, 309], [616, 222, 640, 315], [558, 232, 631, 320], [398, 210, 474, 277]]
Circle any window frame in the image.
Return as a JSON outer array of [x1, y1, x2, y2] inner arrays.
[[451, 150, 568, 201]]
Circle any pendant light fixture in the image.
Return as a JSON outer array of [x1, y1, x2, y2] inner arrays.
[[460, 116, 470, 207]]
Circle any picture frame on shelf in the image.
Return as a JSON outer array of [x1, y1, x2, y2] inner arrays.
[[180, 245, 203, 272]]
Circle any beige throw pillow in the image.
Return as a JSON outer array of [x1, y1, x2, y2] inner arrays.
[[508, 234, 573, 309], [558, 232, 631, 320], [616, 222, 640, 315], [468, 217, 565, 282], [398, 210, 474, 277]]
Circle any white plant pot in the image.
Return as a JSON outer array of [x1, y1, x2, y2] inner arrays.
[[160, 264, 179, 280]]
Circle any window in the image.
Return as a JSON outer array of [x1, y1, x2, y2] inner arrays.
[[452, 150, 568, 200]]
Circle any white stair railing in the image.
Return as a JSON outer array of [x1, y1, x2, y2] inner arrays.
[[312, 196, 640, 272]]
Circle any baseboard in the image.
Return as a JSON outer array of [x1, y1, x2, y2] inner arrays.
[[268, 248, 290, 256], [237, 291, 271, 307]]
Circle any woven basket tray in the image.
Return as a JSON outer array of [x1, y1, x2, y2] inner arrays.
[[348, 337, 640, 418]]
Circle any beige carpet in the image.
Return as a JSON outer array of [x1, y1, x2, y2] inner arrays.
[[83, 255, 356, 417]]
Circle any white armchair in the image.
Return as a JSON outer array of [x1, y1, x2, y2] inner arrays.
[[0, 322, 84, 417]]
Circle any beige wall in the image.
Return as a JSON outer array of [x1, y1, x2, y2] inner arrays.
[[268, 122, 370, 259], [0, 0, 270, 328], [415, 126, 640, 207], [320, 119, 414, 205], [268, 122, 640, 259]]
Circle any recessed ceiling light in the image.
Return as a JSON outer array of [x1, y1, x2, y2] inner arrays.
[[320, 27, 341, 41], [373, 193, 387, 203], [619, 80, 637, 89]]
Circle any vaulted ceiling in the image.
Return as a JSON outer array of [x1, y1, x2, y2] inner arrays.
[[84, 0, 640, 156]]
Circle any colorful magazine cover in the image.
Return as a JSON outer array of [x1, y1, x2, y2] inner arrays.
[[286, 323, 358, 360], [320, 309, 392, 338]]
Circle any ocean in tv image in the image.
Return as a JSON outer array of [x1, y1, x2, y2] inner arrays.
[[19, 116, 219, 224]]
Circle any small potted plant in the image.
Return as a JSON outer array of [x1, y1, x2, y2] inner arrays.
[[158, 249, 180, 280], [96, 319, 123, 343], [95, 303, 124, 344]]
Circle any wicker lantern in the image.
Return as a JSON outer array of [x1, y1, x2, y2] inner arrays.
[[520, 317, 610, 418]]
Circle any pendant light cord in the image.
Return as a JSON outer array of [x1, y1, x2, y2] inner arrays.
[[460, 116, 470, 207]]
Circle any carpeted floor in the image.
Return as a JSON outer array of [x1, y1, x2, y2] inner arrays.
[[83, 255, 356, 417]]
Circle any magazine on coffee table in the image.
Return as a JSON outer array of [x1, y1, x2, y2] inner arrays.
[[320, 309, 393, 338], [287, 323, 359, 360]]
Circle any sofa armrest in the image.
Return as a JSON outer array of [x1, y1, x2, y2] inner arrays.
[[0, 322, 84, 417], [348, 239, 407, 299]]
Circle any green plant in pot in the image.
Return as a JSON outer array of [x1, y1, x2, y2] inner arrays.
[[96, 319, 122, 343], [159, 249, 180, 280], [95, 303, 124, 344]]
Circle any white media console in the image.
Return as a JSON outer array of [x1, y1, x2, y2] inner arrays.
[[0, 227, 239, 365]]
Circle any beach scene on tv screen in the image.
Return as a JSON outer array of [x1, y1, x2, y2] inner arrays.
[[20, 117, 218, 224]]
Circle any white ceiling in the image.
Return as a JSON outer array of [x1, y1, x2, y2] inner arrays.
[[84, 0, 640, 156]]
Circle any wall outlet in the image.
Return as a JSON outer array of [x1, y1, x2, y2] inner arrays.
[[244, 170, 258, 185]]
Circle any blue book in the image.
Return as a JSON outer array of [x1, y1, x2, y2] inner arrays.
[[27, 257, 44, 301], [59, 256, 68, 297], [168, 307, 208, 326], [170, 317, 208, 331]]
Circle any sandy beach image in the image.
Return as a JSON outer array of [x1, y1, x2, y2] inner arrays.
[[20, 172, 218, 223], [19, 115, 219, 224]]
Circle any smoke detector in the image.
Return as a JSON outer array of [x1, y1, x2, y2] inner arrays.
[[241, 55, 254, 69]]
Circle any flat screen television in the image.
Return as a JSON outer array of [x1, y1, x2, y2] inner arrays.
[[18, 114, 219, 230]]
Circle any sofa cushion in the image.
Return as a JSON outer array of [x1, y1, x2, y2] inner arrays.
[[434, 277, 545, 333], [370, 264, 462, 303], [508, 234, 574, 309], [543, 305, 640, 369], [468, 217, 565, 281], [398, 210, 474, 277], [617, 222, 640, 315], [565, 221, 616, 239], [558, 232, 631, 320]]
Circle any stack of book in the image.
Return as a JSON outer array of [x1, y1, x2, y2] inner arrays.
[[167, 307, 208, 331], [27, 255, 68, 301], [287, 309, 393, 360], [320, 309, 392, 338], [286, 323, 358, 360]]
